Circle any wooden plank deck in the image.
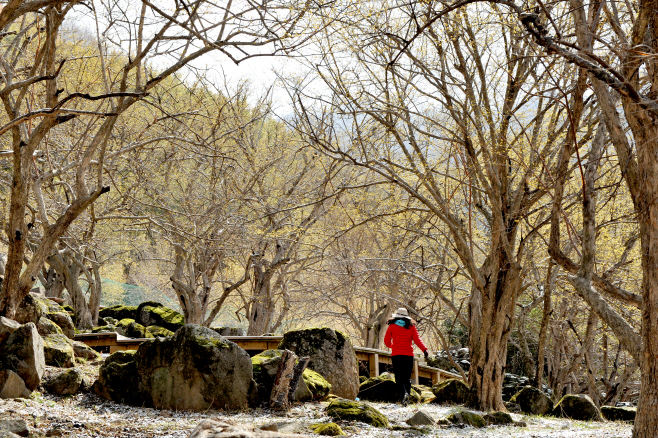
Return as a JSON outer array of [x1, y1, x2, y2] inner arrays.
[[74, 332, 461, 385]]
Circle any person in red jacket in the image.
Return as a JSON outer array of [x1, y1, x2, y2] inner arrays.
[[384, 307, 429, 406]]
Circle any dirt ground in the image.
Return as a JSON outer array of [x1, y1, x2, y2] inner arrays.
[[0, 365, 634, 437]]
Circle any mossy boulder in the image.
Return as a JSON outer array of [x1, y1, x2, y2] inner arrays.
[[13, 293, 50, 325], [93, 350, 142, 405], [279, 327, 359, 399], [46, 311, 75, 339], [601, 406, 636, 422], [146, 325, 174, 338], [0, 323, 45, 390], [134, 324, 255, 410], [552, 394, 602, 421], [99, 305, 138, 321], [310, 423, 345, 436], [116, 319, 153, 339], [136, 302, 185, 332], [412, 384, 436, 403], [510, 385, 553, 415], [91, 325, 116, 333], [432, 378, 470, 405], [304, 368, 331, 399], [36, 317, 62, 337], [358, 372, 420, 403], [326, 399, 389, 428], [483, 411, 514, 425], [43, 334, 75, 368], [251, 349, 315, 403], [71, 340, 101, 361], [0, 317, 21, 345], [0, 369, 31, 399], [446, 410, 486, 428], [43, 368, 83, 396]]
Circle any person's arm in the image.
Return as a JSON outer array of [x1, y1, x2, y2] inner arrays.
[[412, 325, 428, 353], [384, 324, 394, 349]]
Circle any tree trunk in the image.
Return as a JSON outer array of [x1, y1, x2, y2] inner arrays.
[[633, 134, 658, 438], [365, 303, 390, 349], [534, 261, 556, 388], [468, 252, 522, 411], [247, 256, 276, 336]]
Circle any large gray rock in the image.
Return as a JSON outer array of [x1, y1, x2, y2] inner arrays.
[[135, 325, 254, 410], [326, 399, 389, 428], [511, 386, 553, 415], [98, 305, 137, 321], [43, 368, 83, 396], [0, 317, 21, 345], [406, 410, 435, 426], [0, 370, 30, 399], [278, 328, 359, 400], [36, 317, 63, 337], [46, 312, 75, 339], [43, 334, 75, 368], [13, 293, 50, 325], [70, 340, 101, 361], [93, 350, 142, 405], [432, 378, 471, 405], [601, 406, 636, 422], [136, 301, 184, 332], [0, 419, 28, 437], [552, 394, 602, 421], [0, 323, 45, 390], [188, 420, 312, 438]]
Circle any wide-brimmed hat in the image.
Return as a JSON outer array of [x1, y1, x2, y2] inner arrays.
[[392, 307, 410, 319]]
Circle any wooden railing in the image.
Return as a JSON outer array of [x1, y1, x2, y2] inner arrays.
[[74, 332, 460, 385]]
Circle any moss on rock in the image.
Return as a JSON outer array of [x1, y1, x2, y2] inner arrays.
[[552, 394, 602, 421], [310, 423, 345, 436], [43, 334, 75, 368], [511, 385, 553, 415], [46, 311, 75, 339], [37, 317, 63, 337], [93, 350, 142, 405], [252, 349, 331, 400], [483, 411, 514, 425], [412, 384, 436, 404], [99, 305, 138, 321], [136, 302, 184, 332], [278, 327, 359, 399], [601, 406, 636, 423], [326, 399, 389, 428], [432, 378, 470, 405], [303, 368, 331, 399], [146, 325, 174, 338], [446, 410, 486, 428], [91, 325, 116, 333]]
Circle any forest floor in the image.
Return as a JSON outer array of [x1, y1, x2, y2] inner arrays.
[[0, 365, 633, 438]]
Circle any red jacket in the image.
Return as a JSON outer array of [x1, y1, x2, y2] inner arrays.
[[384, 323, 428, 356]]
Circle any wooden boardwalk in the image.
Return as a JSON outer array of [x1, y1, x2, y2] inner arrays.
[[74, 332, 460, 386]]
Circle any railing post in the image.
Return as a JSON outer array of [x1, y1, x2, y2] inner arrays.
[[412, 357, 419, 385]]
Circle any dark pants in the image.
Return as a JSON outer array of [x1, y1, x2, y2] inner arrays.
[[392, 355, 414, 401]]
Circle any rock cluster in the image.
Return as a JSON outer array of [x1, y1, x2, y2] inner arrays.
[[278, 327, 359, 400], [96, 303, 184, 338], [251, 349, 331, 404], [94, 325, 256, 410]]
